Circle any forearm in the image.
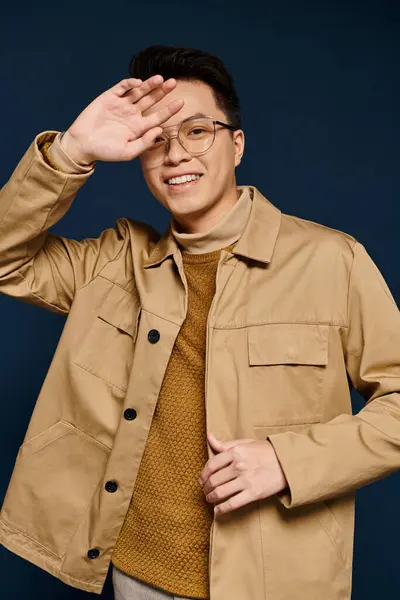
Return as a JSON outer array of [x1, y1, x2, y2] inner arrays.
[[0, 131, 94, 311], [270, 242, 400, 509], [269, 398, 400, 508]]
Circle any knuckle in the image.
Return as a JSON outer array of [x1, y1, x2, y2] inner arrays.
[[232, 448, 242, 460], [234, 460, 246, 473], [242, 475, 251, 489], [208, 475, 216, 488]]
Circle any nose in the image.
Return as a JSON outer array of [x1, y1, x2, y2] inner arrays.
[[164, 135, 192, 164]]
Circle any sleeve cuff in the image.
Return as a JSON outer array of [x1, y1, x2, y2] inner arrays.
[[45, 132, 95, 174], [267, 432, 304, 509]]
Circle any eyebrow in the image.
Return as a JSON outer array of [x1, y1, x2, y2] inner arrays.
[[184, 112, 208, 121], [162, 112, 208, 129]]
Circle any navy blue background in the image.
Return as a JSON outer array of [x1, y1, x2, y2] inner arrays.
[[0, 0, 399, 597]]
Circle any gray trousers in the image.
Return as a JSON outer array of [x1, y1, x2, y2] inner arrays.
[[112, 565, 199, 600]]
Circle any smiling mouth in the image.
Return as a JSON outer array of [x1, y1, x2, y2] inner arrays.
[[164, 175, 203, 189]]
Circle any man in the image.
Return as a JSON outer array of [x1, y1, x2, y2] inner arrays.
[[0, 45, 399, 600]]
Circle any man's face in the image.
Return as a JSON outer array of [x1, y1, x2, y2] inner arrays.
[[139, 79, 245, 232]]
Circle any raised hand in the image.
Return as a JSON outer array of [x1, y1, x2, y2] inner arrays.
[[60, 75, 185, 165]]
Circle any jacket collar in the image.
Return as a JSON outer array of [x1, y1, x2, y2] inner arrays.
[[143, 185, 281, 268]]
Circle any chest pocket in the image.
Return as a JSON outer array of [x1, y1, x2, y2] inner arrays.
[[73, 283, 141, 392], [247, 323, 328, 426]]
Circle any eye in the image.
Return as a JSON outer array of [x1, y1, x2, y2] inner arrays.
[[188, 127, 207, 136], [149, 136, 166, 149]]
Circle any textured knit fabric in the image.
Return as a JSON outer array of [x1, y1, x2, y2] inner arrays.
[[40, 141, 64, 172], [111, 246, 232, 599]]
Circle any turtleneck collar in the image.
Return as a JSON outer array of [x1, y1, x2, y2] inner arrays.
[[171, 187, 252, 254]]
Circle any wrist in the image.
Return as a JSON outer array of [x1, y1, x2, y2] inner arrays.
[[60, 131, 94, 166]]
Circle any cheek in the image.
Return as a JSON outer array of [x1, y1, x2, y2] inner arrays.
[[207, 144, 233, 175], [141, 169, 169, 208], [141, 165, 160, 192]]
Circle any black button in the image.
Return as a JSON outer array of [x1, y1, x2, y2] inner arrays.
[[148, 329, 160, 344], [87, 548, 100, 559], [124, 408, 137, 420], [105, 480, 118, 493]]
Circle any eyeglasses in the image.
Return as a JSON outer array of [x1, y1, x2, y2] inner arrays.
[[141, 115, 237, 166]]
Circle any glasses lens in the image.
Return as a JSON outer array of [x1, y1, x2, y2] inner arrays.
[[179, 118, 215, 154], [142, 118, 215, 166], [143, 132, 168, 166]]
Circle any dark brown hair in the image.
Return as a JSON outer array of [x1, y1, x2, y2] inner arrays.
[[129, 45, 242, 130]]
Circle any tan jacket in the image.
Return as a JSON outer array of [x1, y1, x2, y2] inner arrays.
[[1, 130, 400, 600]]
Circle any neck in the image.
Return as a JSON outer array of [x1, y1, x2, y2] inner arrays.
[[173, 186, 240, 234], [171, 186, 252, 254]]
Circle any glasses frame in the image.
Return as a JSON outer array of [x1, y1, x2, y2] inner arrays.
[[145, 115, 238, 164]]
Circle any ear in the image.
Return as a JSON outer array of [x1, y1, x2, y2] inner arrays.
[[233, 129, 245, 167]]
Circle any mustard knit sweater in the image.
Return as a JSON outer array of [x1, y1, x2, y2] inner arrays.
[[111, 248, 225, 599]]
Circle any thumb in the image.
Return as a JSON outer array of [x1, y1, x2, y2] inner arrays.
[[214, 436, 255, 451], [207, 432, 228, 452]]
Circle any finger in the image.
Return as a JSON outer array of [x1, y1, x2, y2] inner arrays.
[[215, 489, 254, 516], [221, 438, 254, 450], [202, 464, 236, 495], [207, 432, 226, 452], [199, 449, 234, 485], [125, 74, 170, 104], [142, 98, 185, 130], [111, 78, 144, 97], [207, 432, 254, 452], [134, 78, 178, 112], [124, 126, 164, 161], [205, 476, 243, 504]]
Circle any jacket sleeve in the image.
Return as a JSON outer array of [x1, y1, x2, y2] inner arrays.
[[267, 241, 400, 508], [44, 131, 96, 174], [0, 130, 127, 315]]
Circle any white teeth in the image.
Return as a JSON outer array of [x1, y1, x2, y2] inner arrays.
[[167, 174, 201, 185]]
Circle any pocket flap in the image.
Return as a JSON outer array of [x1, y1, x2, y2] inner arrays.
[[98, 283, 140, 339], [248, 323, 328, 366]]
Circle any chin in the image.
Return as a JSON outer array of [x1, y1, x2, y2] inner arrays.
[[163, 191, 208, 212]]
